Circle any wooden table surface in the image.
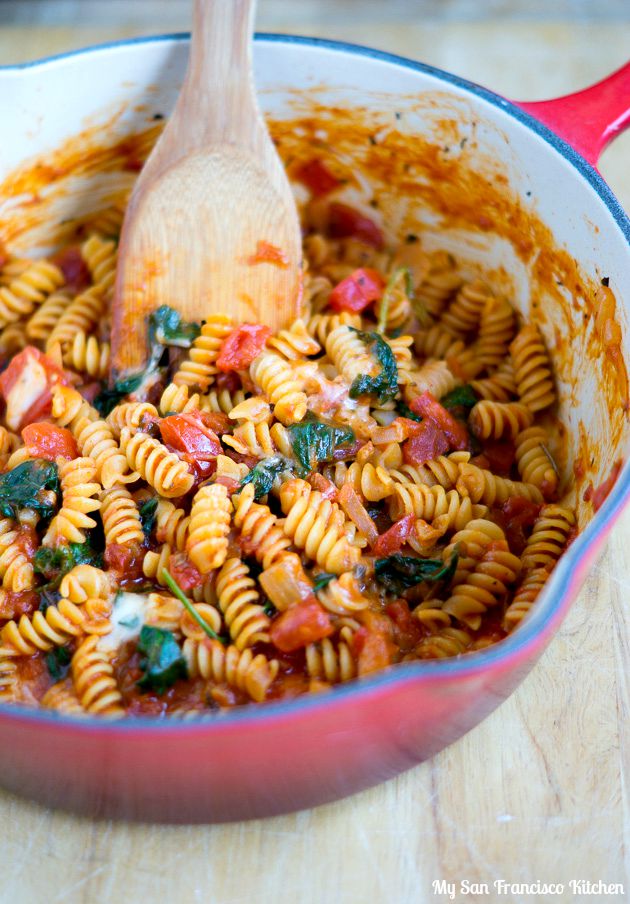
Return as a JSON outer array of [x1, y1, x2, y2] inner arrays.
[[0, 5, 628, 903]]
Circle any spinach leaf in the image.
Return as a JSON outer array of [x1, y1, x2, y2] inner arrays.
[[312, 572, 335, 592], [240, 457, 287, 499], [34, 542, 101, 581], [395, 399, 421, 423], [93, 373, 145, 417], [136, 625, 187, 694], [45, 646, 72, 681], [348, 330, 399, 403], [149, 305, 201, 348], [0, 460, 59, 520], [375, 549, 459, 596], [288, 416, 355, 473], [440, 384, 479, 413], [139, 496, 159, 539], [94, 306, 200, 416]]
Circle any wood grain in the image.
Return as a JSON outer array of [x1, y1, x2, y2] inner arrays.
[[111, 0, 301, 376], [0, 10, 629, 904]]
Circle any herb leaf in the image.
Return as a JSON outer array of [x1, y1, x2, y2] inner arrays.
[[94, 305, 200, 416], [377, 268, 420, 333], [34, 542, 101, 581], [94, 374, 144, 417], [136, 625, 187, 694], [440, 385, 479, 413], [374, 549, 459, 596], [349, 330, 399, 403], [0, 460, 59, 520], [46, 646, 72, 681], [149, 305, 201, 348], [162, 568, 224, 642], [312, 572, 335, 592], [288, 416, 355, 473], [240, 457, 287, 499], [139, 496, 159, 539]]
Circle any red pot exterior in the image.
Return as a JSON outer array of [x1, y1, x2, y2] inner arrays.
[[0, 37, 628, 823], [0, 637, 546, 823]]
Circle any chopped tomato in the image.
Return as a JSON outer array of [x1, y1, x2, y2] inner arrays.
[[481, 439, 516, 477], [395, 417, 425, 439], [53, 245, 91, 292], [409, 390, 468, 451], [385, 600, 423, 652], [269, 600, 333, 652], [22, 423, 78, 461], [328, 202, 384, 250], [590, 459, 623, 511], [214, 475, 240, 493], [104, 543, 146, 586], [328, 267, 385, 313], [493, 497, 541, 555], [160, 412, 221, 481], [351, 626, 392, 676], [248, 240, 289, 268], [307, 472, 339, 501], [403, 420, 450, 465], [168, 552, 203, 592], [186, 407, 230, 436], [372, 513, 415, 556], [0, 590, 39, 620], [214, 370, 242, 392], [296, 158, 340, 197], [0, 346, 72, 431], [216, 323, 271, 373]]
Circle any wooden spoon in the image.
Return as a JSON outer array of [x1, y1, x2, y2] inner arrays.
[[110, 0, 302, 380]]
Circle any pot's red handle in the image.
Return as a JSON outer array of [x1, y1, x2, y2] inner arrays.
[[515, 60, 630, 167]]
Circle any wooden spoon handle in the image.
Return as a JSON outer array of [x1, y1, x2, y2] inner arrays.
[[181, 0, 258, 144], [145, 0, 262, 178]]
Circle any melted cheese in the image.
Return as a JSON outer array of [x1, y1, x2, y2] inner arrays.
[[5, 356, 47, 430], [98, 591, 151, 653]]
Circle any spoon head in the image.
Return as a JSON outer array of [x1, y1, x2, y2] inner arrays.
[[110, 147, 302, 380]]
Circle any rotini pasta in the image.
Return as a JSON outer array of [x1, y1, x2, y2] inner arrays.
[[119, 427, 193, 497], [510, 325, 555, 411], [468, 400, 534, 440], [53, 386, 137, 488], [173, 315, 233, 390], [186, 484, 231, 574], [100, 485, 144, 547], [0, 164, 580, 718], [44, 456, 101, 545], [216, 557, 271, 649], [250, 349, 309, 425], [280, 478, 361, 574], [183, 638, 278, 703], [0, 259, 64, 329]]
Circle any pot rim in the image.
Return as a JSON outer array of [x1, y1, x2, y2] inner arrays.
[[0, 32, 628, 733]]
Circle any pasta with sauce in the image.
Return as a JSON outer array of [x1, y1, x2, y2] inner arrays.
[[0, 157, 580, 717]]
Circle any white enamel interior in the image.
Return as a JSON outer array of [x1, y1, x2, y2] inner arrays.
[[0, 35, 628, 537]]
